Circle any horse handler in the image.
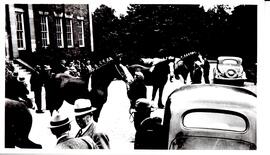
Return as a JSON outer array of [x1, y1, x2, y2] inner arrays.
[[127, 71, 147, 109], [30, 65, 44, 113], [74, 99, 110, 149]]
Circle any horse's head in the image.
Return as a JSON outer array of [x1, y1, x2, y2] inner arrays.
[[88, 57, 134, 91], [114, 63, 134, 84], [173, 58, 189, 83]]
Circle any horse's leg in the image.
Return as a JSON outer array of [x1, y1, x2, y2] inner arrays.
[[47, 97, 63, 116], [91, 89, 107, 122], [157, 84, 165, 109], [152, 84, 158, 102], [183, 71, 189, 84]]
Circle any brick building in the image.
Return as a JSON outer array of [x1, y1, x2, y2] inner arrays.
[[5, 4, 93, 65]]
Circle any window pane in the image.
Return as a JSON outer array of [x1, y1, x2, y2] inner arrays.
[[16, 12, 25, 49], [40, 15, 49, 47], [223, 60, 238, 65], [183, 111, 246, 131], [55, 17, 63, 47], [66, 19, 73, 47]]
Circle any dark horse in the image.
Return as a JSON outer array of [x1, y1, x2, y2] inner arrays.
[[174, 52, 202, 84], [127, 52, 201, 108], [44, 57, 133, 122], [127, 58, 175, 108]]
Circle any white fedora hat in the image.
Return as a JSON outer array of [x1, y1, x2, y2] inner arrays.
[[74, 99, 97, 116], [48, 110, 71, 128]]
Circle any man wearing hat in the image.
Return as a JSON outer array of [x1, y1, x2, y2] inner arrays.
[[30, 65, 44, 113], [74, 98, 110, 149], [133, 98, 154, 131], [49, 111, 98, 149], [127, 71, 147, 109]]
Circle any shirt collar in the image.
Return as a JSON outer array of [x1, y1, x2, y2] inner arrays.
[[81, 122, 91, 134], [56, 132, 70, 144]]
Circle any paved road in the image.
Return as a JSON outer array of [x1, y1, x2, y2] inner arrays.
[[27, 62, 256, 150]]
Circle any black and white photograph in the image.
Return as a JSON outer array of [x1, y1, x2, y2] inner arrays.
[[2, 0, 269, 154]]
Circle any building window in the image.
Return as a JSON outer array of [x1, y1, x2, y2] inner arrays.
[[40, 14, 50, 47], [66, 18, 74, 48], [15, 9, 26, 50], [55, 18, 64, 48], [78, 20, 85, 47]]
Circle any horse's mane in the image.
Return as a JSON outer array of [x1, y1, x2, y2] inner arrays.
[[90, 57, 115, 73], [179, 51, 199, 61]]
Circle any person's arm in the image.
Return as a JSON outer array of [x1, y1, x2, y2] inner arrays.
[[92, 133, 110, 149]]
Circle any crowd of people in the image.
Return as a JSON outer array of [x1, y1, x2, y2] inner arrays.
[[5, 53, 210, 149], [5, 59, 109, 149], [5, 60, 33, 109]]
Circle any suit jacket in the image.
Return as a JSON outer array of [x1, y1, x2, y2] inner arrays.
[[75, 122, 110, 149], [56, 134, 98, 149]]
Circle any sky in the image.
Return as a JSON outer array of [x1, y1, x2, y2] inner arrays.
[[88, 0, 259, 17]]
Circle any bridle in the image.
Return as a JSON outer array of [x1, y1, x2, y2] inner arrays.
[[114, 64, 127, 81]]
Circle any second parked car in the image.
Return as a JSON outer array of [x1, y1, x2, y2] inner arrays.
[[213, 56, 247, 86]]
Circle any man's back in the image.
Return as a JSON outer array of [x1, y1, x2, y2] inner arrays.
[[56, 136, 98, 149]]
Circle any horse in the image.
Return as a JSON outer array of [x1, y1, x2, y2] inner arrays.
[[5, 98, 42, 148], [44, 56, 133, 122], [127, 58, 175, 108], [127, 52, 202, 108], [173, 52, 203, 84]]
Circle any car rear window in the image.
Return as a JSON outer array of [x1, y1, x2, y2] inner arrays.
[[183, 111, 247, 132], [221, 59, 239, 65]]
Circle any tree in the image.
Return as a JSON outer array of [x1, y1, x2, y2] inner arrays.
[[92, 4, 120, 60], [121, 4, 207, 58], [230, 5, 257, 64]]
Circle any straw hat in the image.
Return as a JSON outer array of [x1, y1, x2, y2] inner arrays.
[[48, 111, 71, 128], [74, 99, 97, 116]]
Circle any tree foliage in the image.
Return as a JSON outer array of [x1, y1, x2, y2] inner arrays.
[[92, 4, 257, 64]]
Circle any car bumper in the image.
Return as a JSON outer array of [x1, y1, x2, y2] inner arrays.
[[214, 77, 246, 86], [214, 77, 246, 81]]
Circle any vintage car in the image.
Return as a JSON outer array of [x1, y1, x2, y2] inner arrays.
[[213, 56, 247, 85], [162, 84, 256, 150]]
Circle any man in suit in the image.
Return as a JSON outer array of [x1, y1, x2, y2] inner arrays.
[[127, 71, 147, 109], [30, 65, 44, 113], [203, 56, 210, 84], [49, 111, 98, 149], [74, 98, 110, 149]]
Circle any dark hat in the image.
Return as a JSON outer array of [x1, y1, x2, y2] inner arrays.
[[48, 111, 71, 128], [74, 99, 97, 116], [13, 71, 18, 77], [18, 76, 25, 81]]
